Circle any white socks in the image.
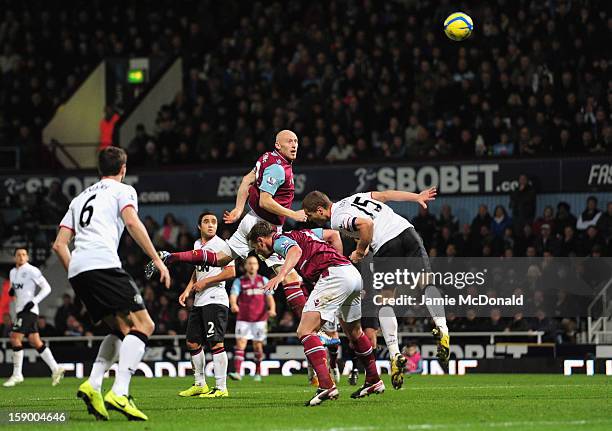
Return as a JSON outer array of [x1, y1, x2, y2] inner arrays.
[[212, 347, 228, 390], [111, 332, 148, 396], [12, 344, 60, 378], [190, 347, 206, 386], [379, 306, 400, 357], [425, 285, 448, 334], [38, 345, 59, 373], [12, 348, 24, 377], [89, 333, 122, 391]]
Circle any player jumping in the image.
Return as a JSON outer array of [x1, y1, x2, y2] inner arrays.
[[145, 130, 308, 317], [248, 222, 385, 406], [177, 212, 236, 398], [228, 256, 276, 382], [302, 187, 450, 388], [3, 248, 65, 388], [53, 147, 171, 421]]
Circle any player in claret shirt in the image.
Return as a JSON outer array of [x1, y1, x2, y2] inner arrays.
[[248, 222, 385, 406], [3, 248, 64, 388], [146, 130, 308, 319], [228, 256, 276, 382], [302, 188, 450, 388]]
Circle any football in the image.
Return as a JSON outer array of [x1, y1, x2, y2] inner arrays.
[[444, 12, 474, 41]]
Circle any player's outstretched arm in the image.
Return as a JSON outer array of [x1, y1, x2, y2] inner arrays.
[[193, 265, 236, 292], [122, 206, 171, 288], [371, 187, 437, 208], [351, 217, 374, 263], [265, 246, 302, 293], [52, 227, 74, 272], [224, 169, 256, 224], [259, 192, 307, 222]]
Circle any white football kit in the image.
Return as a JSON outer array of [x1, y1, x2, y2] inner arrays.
[[193, 236, 234, 308], [60, 178, 138, 278], [9, 263, 51, 315], [330, 192, 413, 254]]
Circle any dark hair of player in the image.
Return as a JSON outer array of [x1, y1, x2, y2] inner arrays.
[[198, 211, 217, 226], [302, 190, 333, 212], [247, 221, 276, 244], [14, 247, 28, 255], [98, 147, 127, 176]]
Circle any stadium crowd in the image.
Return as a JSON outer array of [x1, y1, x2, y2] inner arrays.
[[0, 0, 610, 169]]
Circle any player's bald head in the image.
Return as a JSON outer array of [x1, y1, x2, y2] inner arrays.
[[275, 129, 299, 161], [276, 129, 297, 142]]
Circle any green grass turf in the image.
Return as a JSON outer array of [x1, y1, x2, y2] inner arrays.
[[0, 374, 610, 431]]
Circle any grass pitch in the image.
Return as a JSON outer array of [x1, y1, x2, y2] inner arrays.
[[0, 374, 610, 431]]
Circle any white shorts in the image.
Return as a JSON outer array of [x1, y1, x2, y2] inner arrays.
[[227, 211, 284, 267], [321, 318, 339, 333], [235, 320, 268, 342], [304, 265, 362, 324]]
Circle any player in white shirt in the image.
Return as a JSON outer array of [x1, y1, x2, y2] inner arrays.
[[3, 248, 64, 388], [302, 188, 450, 388], [176, 212, 236, 398], [53, 147, 171, 422]]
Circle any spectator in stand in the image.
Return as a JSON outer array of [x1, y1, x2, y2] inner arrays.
[[276, 311, 296, 333], [98, 105, 120, 150], [530, 309, 558, 342], [127, 124, 151, 166], [154, 213, 181, 249], [142, 286, 157, 317], [143, 215, 160, 239], [560, 226, 581, 257], [510, 174, 536, 229], [471, 205, 493, 236], [508, 311, 529, 332], [435, 226, 453, 256], [535, 224, 561, 256], [583, 226, 606, 255], [156, 294, 175, 332], [64, 315, 84, 336], [38, 316, 58, 337], [54, 294, 77, 334], [554, 202, 578, 237], [401, 342, 423, 375], [326, 135, 355, 162], [576, 196, 602, 232], [438, 204, 459, 234], [412, 205, 437, 249], [170, 308, 189, 335], [596, 202, 612, 252], [481, 308, 507, 332], [492, 132, 514, 156], [462, 309, 480, 332], [42, 180, 69, 222], [533, 206, 555, 236], [490, 205, 512, 238]]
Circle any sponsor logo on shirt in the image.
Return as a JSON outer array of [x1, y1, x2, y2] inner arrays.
[[134, 294, 143, 305]]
